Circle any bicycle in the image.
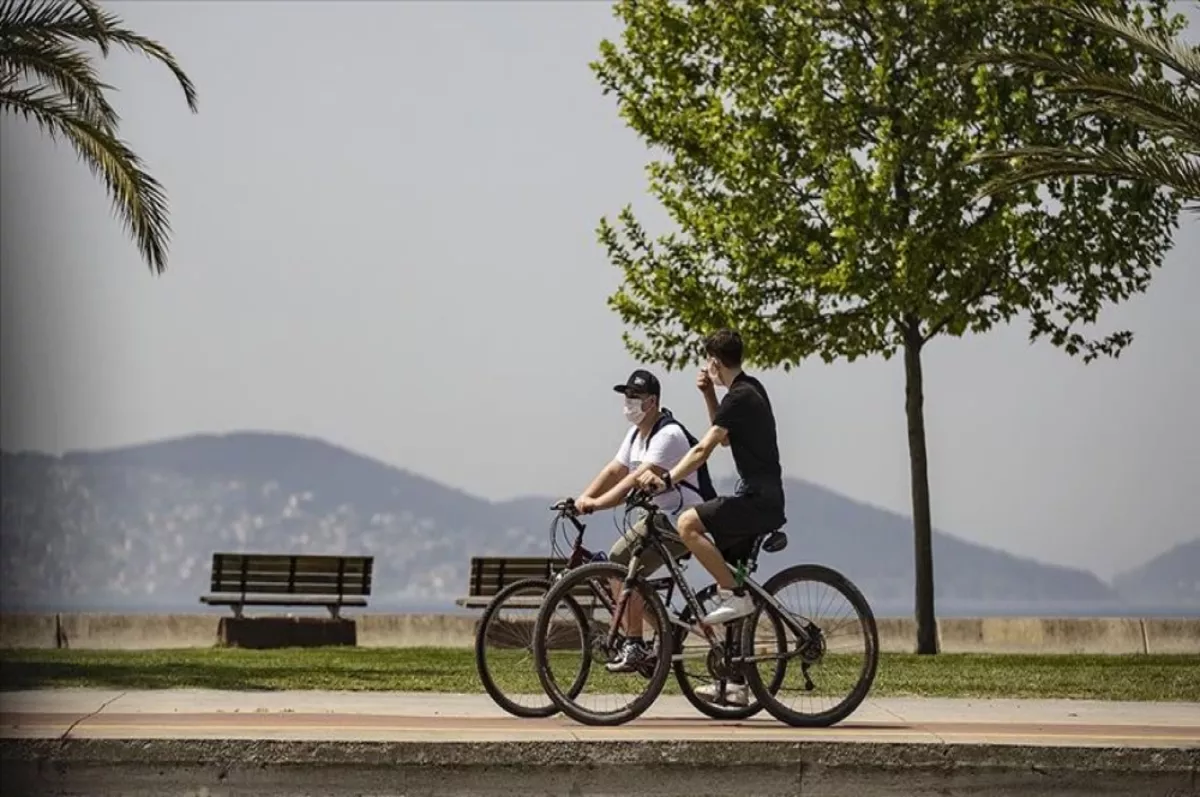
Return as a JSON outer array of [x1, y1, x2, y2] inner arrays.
[[529, 487, 880, 727], [474, 497, 783, 720]]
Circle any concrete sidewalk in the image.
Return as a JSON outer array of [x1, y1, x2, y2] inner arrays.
[[1, 690, 1197, 796], [1, 688, 1198, 747]]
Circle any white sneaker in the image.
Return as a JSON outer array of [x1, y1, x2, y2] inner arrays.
[[701, 588, 755, 625], [696, 680, 750, 707]]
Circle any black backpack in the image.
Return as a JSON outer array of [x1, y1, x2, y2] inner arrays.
[[626, 407, 719, 502]]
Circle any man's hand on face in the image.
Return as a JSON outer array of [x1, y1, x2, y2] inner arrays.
[[696, 367, 714, 393], [575, 496, 599, 515], [636, 470, 666, 492]]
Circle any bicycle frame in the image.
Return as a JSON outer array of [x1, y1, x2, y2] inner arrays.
[[583, 496, 816, 668], [549, 501, 597, 573]]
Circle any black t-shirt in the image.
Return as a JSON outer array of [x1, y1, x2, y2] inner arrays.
[[712, 372, 783, 497]]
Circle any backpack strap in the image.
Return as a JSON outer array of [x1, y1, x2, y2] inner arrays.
[[652, 408, 709, 499]]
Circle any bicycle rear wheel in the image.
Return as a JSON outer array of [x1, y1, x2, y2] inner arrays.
[[532, 560, 673, 727], [474, 577, 589, 718], [741, 564, 879, 727]]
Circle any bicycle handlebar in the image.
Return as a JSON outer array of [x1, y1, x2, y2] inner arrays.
[[551, 489, 669, 520], [624, 487, 668, 512], [549, 498, 579, 516]]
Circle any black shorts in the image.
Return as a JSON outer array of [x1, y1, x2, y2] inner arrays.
[[693, 490, 786, 563]]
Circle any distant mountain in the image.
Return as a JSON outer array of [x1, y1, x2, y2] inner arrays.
[[0, 431, 1147, 616], [1113, 538, 1200, 610]]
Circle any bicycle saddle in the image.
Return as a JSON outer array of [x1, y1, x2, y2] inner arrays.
[[762, 530, 788, 553]]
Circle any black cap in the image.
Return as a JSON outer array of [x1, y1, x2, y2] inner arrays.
[[612, 369, 661, 398]]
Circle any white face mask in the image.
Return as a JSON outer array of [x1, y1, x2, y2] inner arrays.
[[623, 396, 647, 425]]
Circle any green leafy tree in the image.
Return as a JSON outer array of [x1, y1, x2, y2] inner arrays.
[[969, 0, 1199, 207], [592, 0, 1184, 653], [0, 0, 198, 274]]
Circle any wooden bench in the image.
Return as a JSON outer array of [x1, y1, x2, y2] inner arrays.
[[200, 552, 373, 618], [455, 555, 601, 610]]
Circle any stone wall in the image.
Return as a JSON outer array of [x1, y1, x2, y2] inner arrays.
[[2, 611, 1198, 653]]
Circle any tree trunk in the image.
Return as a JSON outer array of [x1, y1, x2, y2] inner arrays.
[[903, 318, 939, 655]]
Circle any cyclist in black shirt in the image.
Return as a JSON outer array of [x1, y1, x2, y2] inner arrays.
[[636, 329, 786, 630]]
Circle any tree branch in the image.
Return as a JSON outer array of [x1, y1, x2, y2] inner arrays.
[[922, 268, 1004, 343]]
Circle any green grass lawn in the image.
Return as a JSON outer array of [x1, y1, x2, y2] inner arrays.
[[1, 647, 1196, 701]]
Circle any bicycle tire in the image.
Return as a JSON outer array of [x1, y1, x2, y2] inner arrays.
[[532, 560, 674, 727], [474, 577, 590, 719], [671, 583, 786, 721], [741, 563, 879, 728]]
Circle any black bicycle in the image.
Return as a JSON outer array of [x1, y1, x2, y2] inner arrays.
[[474, 498, 784, 720], [530, 488, 879, 727]]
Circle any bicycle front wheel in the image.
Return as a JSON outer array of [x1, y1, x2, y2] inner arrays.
[[474, 577, 589, 718], [532, 560, 673, 726], [741, 564, 879, 728]]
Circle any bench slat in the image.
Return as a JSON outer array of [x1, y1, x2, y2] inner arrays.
[[468, 566, 557, 579], [208, 581, 371, 596], [470, 556, 564, 565], [214, 557, 371, 574], [456, 594, 604, 609], [202, 595, 369, 607], [210, 573, 372, 587]]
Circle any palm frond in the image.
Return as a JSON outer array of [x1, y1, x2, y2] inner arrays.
[[1033, 0, 1200, 86], [965, 1, 1199, 205], [0, 0, 99, 42], [0, 34, 118, 129], [64, 0, 197, 112], [0, 0, 197, 112], [971, 144, 1200, 200], [0, 83, 175, 273], [961, 50, 1090, 81], [964, 49, 1200, 149], [1053, 75, 1200, 149]]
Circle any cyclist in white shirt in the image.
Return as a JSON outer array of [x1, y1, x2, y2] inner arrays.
[[574, 369, 709, 672]]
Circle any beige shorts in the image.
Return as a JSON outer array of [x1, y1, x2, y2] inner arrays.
[[607, 512, 689, 576]]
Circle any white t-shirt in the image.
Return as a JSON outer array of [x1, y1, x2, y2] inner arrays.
[[615, 420, 705, 515]]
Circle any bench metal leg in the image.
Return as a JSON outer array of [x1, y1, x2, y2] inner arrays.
[[327, 604, 341, 619], [231, 604, 244, 619]]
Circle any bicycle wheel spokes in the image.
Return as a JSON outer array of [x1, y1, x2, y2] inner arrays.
[[476, 580, 581, 718], [534, 561, 674, 726], [745, 565, 878, 727]]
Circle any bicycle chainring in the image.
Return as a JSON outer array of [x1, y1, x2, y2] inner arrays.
[[799, 622, 826, 664], [705, 643, 736, 680]]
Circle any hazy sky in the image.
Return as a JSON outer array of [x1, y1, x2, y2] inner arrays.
[[2, 1, 1197, 580]]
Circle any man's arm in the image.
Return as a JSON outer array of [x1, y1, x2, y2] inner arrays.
[[637, 425, 727, 491], [590, 461, 664, 510], [669, 424, 727, 485], [700, 385, 730, 447], [580, 460, 627, 500]]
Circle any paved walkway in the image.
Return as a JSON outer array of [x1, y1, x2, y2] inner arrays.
[[2, 689, 1197, 749]]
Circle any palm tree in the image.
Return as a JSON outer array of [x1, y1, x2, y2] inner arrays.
[[966, 0, 1199, 208], [0, 0, 198, 274]]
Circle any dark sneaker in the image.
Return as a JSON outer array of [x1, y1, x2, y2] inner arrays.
[[605, 639, 654, 673]]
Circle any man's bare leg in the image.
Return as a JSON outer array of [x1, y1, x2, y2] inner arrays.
[[676, 508, 736, 589], [604, 520, 664, 673], [608, 578, 645, 638], [677, 508, 755, 625]]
